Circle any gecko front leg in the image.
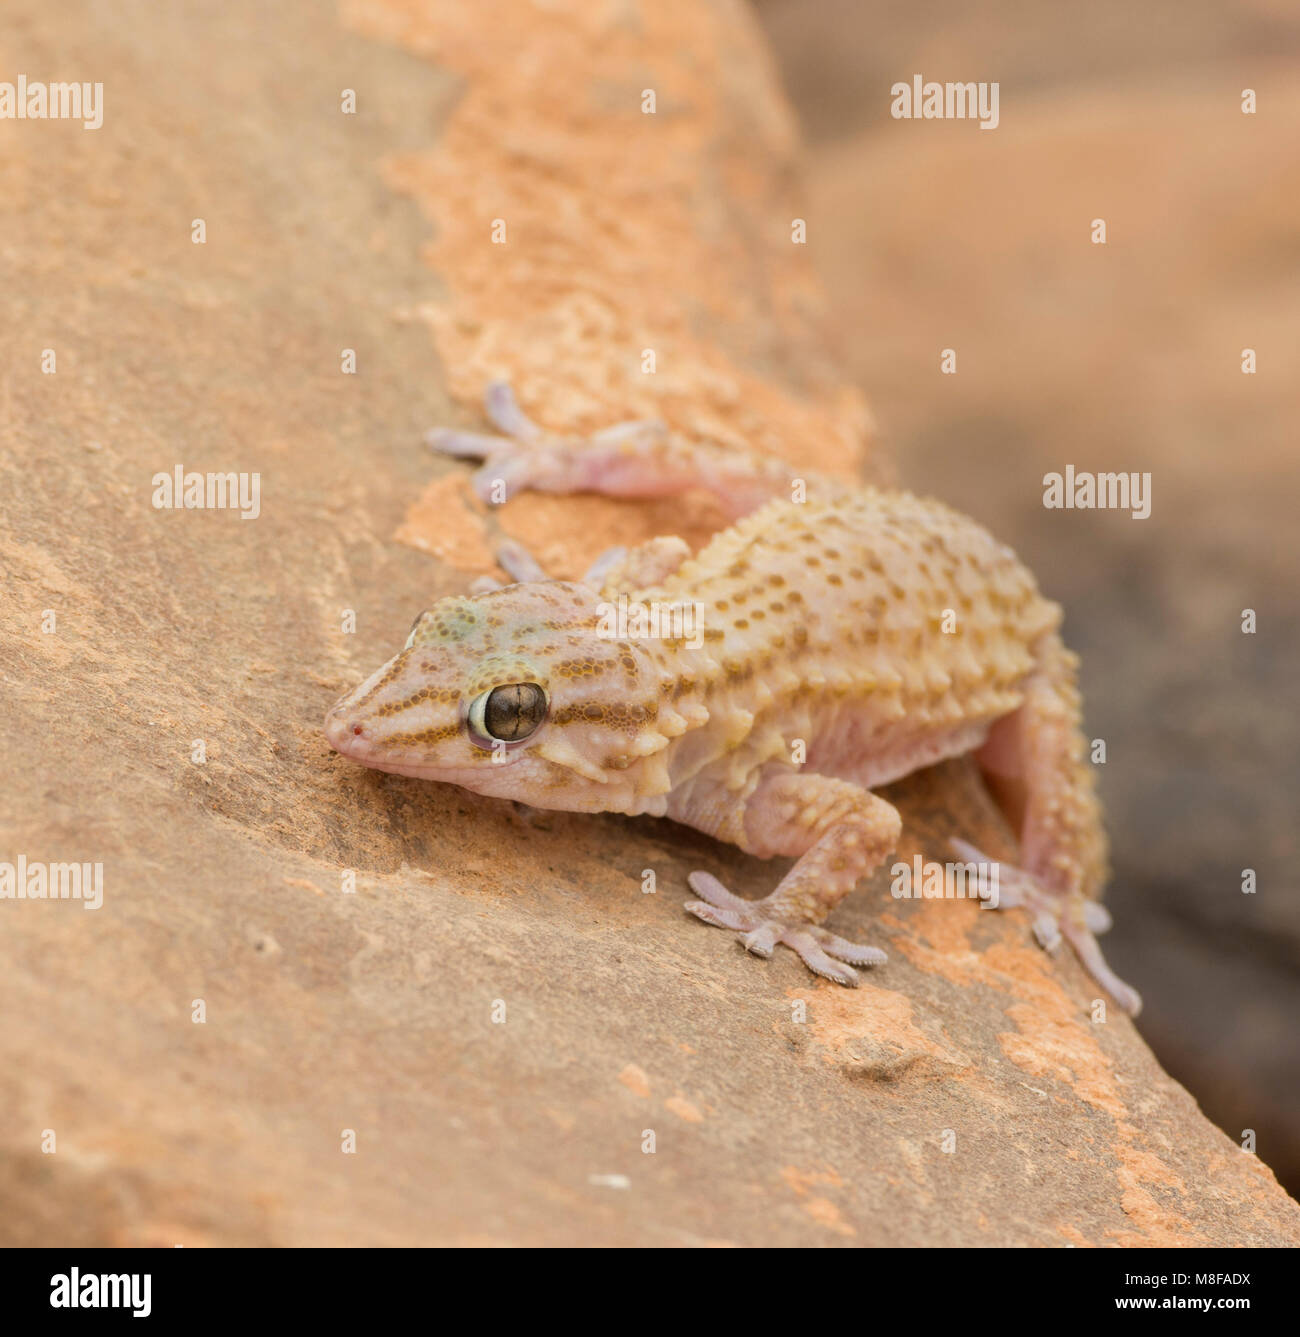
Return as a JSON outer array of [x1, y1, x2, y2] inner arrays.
[[472, 534, 692, 595], [592, 536, 692, 593], [674, 768, 898, 986], [428, 381, 804, 519]]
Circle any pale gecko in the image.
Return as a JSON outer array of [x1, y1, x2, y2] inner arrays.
[[324, 383, 1142, 1015]]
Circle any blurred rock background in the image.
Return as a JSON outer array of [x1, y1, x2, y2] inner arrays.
[[755, 0, 1299, 1190]]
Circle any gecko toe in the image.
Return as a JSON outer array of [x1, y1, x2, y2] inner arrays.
[[684, 900, 748, 932], [952, 841, 1141, 1015], [951, 837, 1034, 910], [483, 380, 543, 440], [953, 837, 1053, 916], [686, 870, 753, 914], [426, 427, 513, 459], [686, 875, 879, 986], [1062, 922, 1143, 1016], [811, 927, 888, 966], [784, 931, 861, 987]]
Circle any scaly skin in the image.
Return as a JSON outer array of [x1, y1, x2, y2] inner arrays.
[[325, 383, 1141, 1015]]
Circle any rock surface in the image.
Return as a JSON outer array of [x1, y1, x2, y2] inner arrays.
[[0, 0, 1295, 1245]]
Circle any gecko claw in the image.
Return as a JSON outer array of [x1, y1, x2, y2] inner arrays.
[[1032, 911, 1063, 953], [686, 871, 885, 987], [1082, 901, 1113, 934]]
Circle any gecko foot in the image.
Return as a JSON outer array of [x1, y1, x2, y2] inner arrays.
[[426, 382, 544, 502], [427, 381, 667, 505], [685, 871, 887, 988], [950, 838, 1142, 1016]]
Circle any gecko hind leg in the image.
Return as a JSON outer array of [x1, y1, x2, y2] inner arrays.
[[958, 631, 1142, 1015]]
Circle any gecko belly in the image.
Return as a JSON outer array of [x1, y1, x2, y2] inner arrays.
[[806, 717, 996, 790]]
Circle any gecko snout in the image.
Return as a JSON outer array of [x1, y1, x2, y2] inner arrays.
[[324, 700, 373, 760]]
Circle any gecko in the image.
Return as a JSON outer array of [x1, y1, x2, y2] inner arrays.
[[324, 382, 1142, 1015]]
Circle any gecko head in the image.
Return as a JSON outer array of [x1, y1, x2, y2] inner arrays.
[[324, 582, 676, 808]]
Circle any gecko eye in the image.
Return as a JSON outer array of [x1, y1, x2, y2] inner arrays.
[[467, 683, 548, 744]]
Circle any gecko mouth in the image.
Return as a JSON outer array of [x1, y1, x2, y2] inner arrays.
[[324, 706, 400, 768], [324, 704, 521, 781]]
